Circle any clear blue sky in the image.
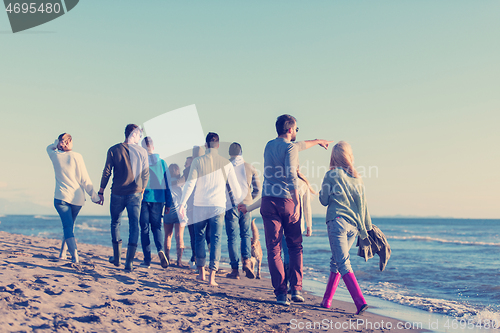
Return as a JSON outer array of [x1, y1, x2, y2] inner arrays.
[[1, 1, 499, 218]]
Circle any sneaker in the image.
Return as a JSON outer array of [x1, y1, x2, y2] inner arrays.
[[291, 290, 305, 302], [139, 261, 151, 268], [158, 251, 169, 268], [276, 293, 290, 306]]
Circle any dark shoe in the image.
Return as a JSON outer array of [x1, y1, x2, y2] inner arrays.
[[242, 258, 255, 279], [226, 268, 240, 279], [109, 240, 122, 267], [158, 250, 169, 268], [139, 261, 151, 269], [276, 293, 290, 306], [124, 245, 137, 272], [291, 290, 305, 302], [357, 304, 369, 315]]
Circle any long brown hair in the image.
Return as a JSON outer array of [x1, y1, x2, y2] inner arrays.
[[329, 141, 360, 178]]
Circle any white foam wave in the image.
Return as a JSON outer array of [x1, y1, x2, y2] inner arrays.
[[363, 281, 500, 326], [389, 235, 500, 247], [34, 215, 56, 220], [76, 223, 106, 232]]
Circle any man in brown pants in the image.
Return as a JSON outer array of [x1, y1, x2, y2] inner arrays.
[[261, 114, 331, 306]]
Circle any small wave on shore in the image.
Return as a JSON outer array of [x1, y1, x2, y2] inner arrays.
[[388, 235, 500, 247], [34, 215, 57, 221], [364, 281, 500, 327], [76, 223, 107, 232]]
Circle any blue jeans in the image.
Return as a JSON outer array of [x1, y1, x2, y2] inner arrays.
[[110, 192, 142, 246], [54, 199, 82, 239], [139, 201, 164, 263], [193, 206, 224, 271], [327, 217, 358, 276], [225, 207, 251, 269]]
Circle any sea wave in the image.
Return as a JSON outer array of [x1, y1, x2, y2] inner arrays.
[[34, 215, 57, 221], [388, 235, 500, 247], [76, 223, 107, 232], [364, 281, 500, 326]]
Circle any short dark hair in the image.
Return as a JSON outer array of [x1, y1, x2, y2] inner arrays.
[[229, 142, 242, 156], [205, 132, 219, 148], [275, 114, 296, 135], [142, 136, 153, 149], [125, 124, 140, 139]]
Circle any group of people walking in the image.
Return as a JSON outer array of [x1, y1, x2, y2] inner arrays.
[[47, 114, 373, 315]]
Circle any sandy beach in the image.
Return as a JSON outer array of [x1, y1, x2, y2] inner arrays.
[[0, 231, 425, 333]]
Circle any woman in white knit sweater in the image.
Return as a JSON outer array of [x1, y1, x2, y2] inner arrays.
[[47, 133, 100, 263]]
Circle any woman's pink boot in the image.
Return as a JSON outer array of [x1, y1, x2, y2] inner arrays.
[[321, 272, 341, 308], [342, 272, 369, 315]]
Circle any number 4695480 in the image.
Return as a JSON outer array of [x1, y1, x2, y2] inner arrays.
[[5, 3, 61, 14]]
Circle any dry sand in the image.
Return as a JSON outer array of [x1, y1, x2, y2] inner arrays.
[[0, 231, 425, 332]]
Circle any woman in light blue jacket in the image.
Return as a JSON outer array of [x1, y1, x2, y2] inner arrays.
[[319, 141, 372, 315]]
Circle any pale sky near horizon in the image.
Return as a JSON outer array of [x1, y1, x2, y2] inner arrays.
[[1, 1, 499, 218]]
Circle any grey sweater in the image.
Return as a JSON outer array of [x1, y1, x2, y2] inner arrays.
[[262, 138, 306, 199], [319, 168, 372, 240]]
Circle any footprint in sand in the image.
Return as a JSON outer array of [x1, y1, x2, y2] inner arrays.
[[33, 254, 49, 259], [116, 298, 137, 305], [34, 278, 48, 285], [44, 288, 64, 296], [78, 283, 91, 289], [73, 315, 101, 323]]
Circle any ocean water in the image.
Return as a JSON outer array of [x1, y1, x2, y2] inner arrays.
[[1, 215, 499, 331]]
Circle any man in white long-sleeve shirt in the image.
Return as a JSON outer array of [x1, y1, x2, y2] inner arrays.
[[179, 132, 241, 286]]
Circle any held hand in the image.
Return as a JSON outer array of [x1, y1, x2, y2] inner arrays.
[[164, 206, 171, 215], [306, 227, 312, 237], [178, 205, 186, 220], [318, 140, 334, 150], [96, 194, 105, 205], [237, 203, 248, 214]]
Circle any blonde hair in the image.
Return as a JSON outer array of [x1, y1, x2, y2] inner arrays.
[[297, 168, 317, 195], [57, 133, 72, 151], [329, 141, 359, 178]]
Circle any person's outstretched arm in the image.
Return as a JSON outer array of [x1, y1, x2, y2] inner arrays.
[[296, 139, 334, 151]]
